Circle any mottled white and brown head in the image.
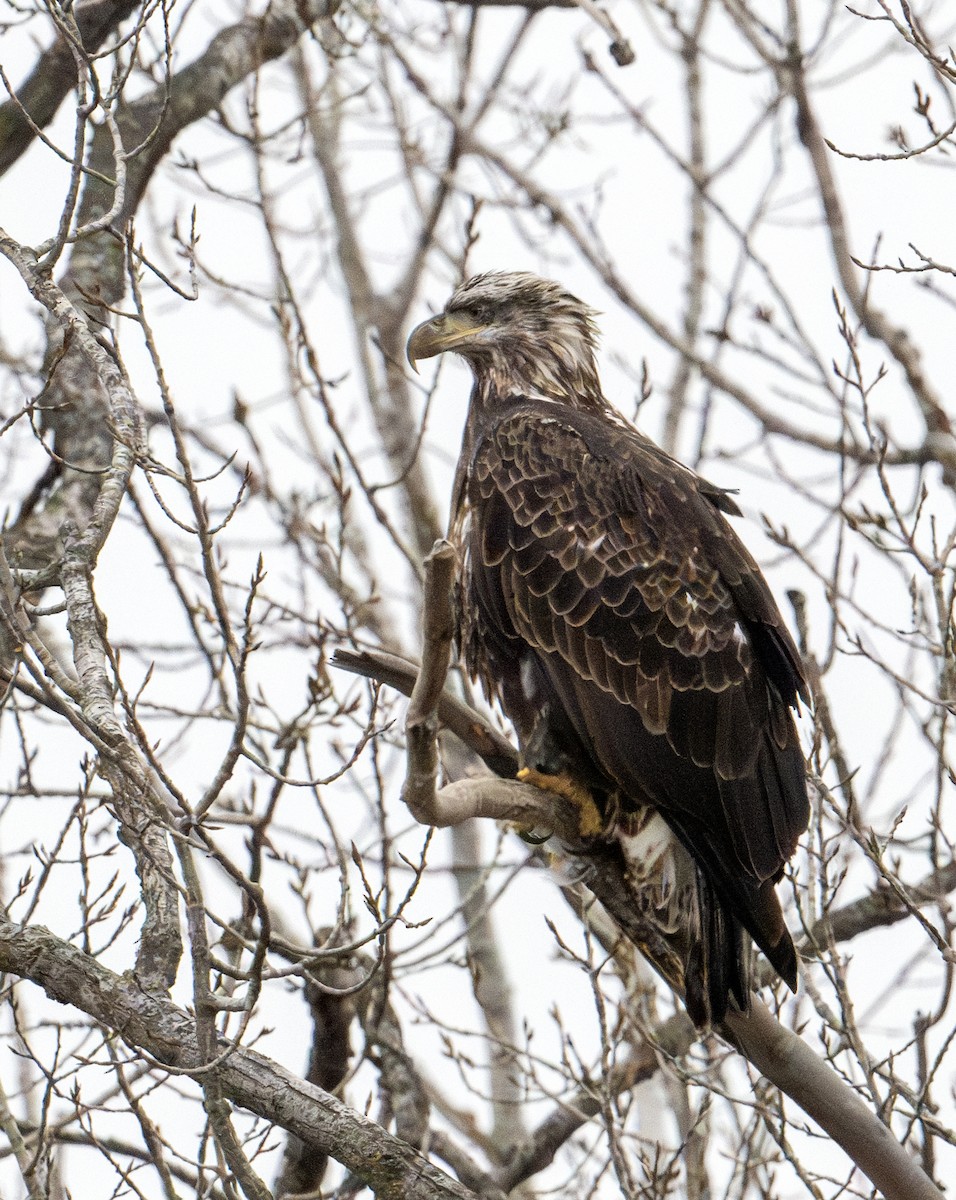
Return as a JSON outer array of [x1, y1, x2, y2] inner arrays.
[[406, 271, 604, 409]]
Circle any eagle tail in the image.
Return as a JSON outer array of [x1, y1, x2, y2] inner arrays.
[[686, 869, 751, 1027], [754, 880, 800, 991]]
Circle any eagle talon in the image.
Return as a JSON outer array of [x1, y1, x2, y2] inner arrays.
[[516, 767, 605, 839], [514, 825, 553, 845]]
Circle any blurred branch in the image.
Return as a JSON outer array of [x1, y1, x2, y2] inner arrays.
[[662, 0, 711, 455], [101, 0, 343, 235], [298, 51, 444, 566], [431, 0, 637, 68], [430, 0, 574, 7], [498, 1013, 694, 1190], [448, 816, 528, 1152], [391, 47, 953, 475], [784, 4, 956, 485], [0, 1068, 46, 1199], [276, 951, 360, 1197], [0, 0, 141, 176]]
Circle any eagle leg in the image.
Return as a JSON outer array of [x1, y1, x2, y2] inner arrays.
[[516, 767, 604, 838]]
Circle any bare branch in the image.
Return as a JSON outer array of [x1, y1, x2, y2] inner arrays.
[[724, 999, 944, 1200], [402, 539, 460, 825], [0, 918, 478, 1200]]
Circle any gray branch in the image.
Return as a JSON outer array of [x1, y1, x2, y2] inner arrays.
[[0, 919, 478, 1200], [724, 999, 944, 1200]]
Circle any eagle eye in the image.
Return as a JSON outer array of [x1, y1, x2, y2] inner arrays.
[[451, 302, 492, 325]]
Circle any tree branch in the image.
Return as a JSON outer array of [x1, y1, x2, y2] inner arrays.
[[333, 647, 519, 778], [402, 539, 460, 825], [0, 919, 479, 1200], [784, 3, 956, 485], [336, 645, 950, 1199], [724, 999, 944, 1200], [0, 0, 141, 177]]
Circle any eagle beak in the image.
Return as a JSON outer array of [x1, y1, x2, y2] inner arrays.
[[406, 312, 487, 373]]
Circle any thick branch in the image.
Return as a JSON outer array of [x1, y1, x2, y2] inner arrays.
[[334, 646, 956, 949], [0, 232, 181, 993], [724, 999, 944, 1200], [402, 540, 460, 824], [431, 779, 944, 1200], [333, 647, 519, 778], [806, 858, 956, 949], [3, 0, 344, 584], [111, 0, 340, 235], [0, 919, 477, 1200], [336, 648, 951, 1199]]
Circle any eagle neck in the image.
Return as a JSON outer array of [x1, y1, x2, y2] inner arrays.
[[462, 338, 604, 412], [471, 373, 603, 415]]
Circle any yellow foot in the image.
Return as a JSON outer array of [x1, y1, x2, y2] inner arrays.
[[516, 767, 604, 839]]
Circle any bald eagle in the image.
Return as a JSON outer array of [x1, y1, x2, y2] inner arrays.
[[407, 271, 809, 1027]]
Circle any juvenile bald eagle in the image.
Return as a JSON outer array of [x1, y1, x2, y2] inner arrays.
[[407, 271, 809, 1026]]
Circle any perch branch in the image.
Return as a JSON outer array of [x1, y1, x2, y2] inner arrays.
[[334, 648, 956, 947], [724, 999, 944, 1200], [333, 646, 518, 777], [402, 539, 459, 824]]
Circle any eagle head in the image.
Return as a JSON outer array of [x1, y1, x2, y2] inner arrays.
[[406, 271, 604, 408]]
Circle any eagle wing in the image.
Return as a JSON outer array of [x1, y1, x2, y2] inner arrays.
[[461, 403, 809, 1009]]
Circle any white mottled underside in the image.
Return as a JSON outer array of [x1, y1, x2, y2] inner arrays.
[[618, 812, 699, 938]]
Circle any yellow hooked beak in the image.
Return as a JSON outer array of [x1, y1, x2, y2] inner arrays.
[[405, 311, 489, 373]]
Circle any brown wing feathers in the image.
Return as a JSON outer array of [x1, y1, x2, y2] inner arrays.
[[464, 402, 809, 1023]]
